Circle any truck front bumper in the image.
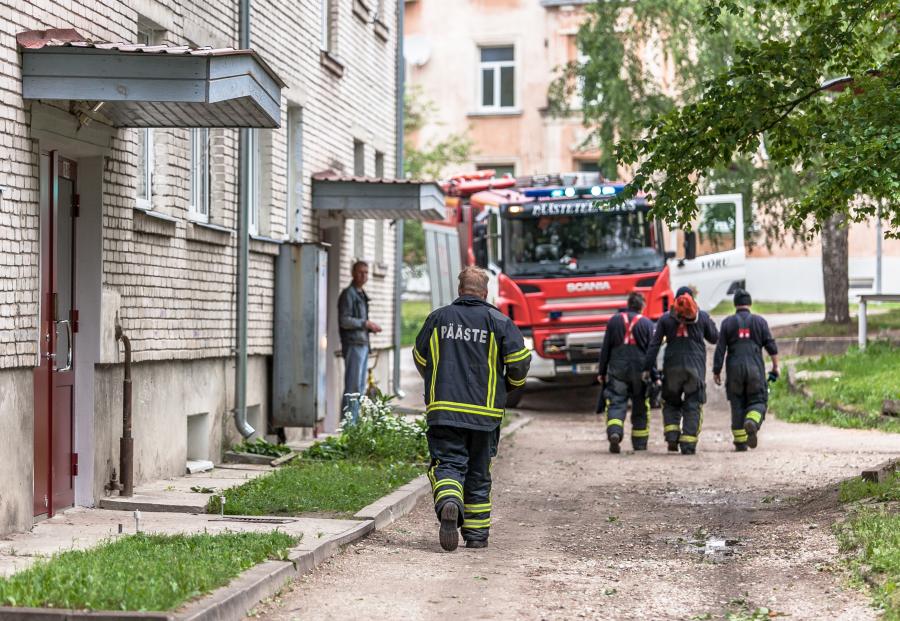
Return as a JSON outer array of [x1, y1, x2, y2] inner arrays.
[[522, 337, 601, 380]]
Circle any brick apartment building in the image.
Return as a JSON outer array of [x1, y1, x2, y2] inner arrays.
[[0, 0, 441, 536]]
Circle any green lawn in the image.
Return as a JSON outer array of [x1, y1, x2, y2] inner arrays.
[[711, 300, 828, 314], [401, 300, 432, 347], [208, 460, 422, 516], [769, 345, 900, 434], [0, 532, 296, 611], [836, 474, 900, 619], [783, 308, 900, 338]]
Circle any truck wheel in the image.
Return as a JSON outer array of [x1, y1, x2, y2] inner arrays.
[[505, 390, 525, 409]]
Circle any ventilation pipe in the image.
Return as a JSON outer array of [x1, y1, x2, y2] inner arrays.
[[234, 0, 255, 438], [391, 0, 406, 397]]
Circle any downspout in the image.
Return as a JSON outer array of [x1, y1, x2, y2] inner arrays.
[[392, 0, 406, 397], [234, 0, 255, 438]]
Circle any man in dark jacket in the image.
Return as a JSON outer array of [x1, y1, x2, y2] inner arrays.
[[338, 261, 381, 422], [597, 292, 656, 453], [413, 266, 530, 552], [645, 286, 718, 455], [713, 289, 779, 451]]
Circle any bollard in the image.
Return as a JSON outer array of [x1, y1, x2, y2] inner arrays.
[[134, 510, 141, 533], [858, 299, 867, 350]]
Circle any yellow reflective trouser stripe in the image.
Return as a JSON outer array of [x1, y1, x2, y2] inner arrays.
[[487, 333, 497, 409], [664, 424, 681, 432], [427, 462, 438, 486], [632, 428, 650, 438], [732, 429, 749, 441], [462, 518, 491, 529], [435, 490, 464, 504], [746, 410, 763, 424], [464, 503, 491, 512], [413, 348, 426, 365], [698, 408, 704, 435], [429, 328, 439, 403], [679, 435, 698, 443], [507, 376, 526, 387], [503, 347, 531, 363], [433, 478, 463, 493], [607, 418, 624, 427]]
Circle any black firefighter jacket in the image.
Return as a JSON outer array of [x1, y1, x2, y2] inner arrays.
[[413, 296, 531, 431]]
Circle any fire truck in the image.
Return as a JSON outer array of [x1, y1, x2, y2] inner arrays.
[[424, 171, 746, 407]]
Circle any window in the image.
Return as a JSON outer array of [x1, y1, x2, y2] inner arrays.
[[577, 160, 600, 173], [189, 128, 210, 221], [248, 129, 261, 235], [374, 222, 384, 264], [321, 0, 335, 51], [476, 163, 515, 177], [353, 140, 365, 176], [287, 107, 303, 241], [479, 46, 515, 110], [353, 220, 366, 260], [136, 26, 157, 210], [374, 151, 385, 178]]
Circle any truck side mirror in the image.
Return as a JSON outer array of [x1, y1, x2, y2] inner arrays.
[[684, 231, 697, 261], [472, 223, 488, 268]]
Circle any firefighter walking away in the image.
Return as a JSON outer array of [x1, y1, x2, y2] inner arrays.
[[597, 292, 657, 453], [413, 266, 531, 551], [712, 289, 780, 450], [645, 287, 718, 455]]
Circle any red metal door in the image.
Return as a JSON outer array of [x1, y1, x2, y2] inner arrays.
[[33, 152, 77, 519]]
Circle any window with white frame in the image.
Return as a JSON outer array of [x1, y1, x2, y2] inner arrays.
[[189, 128, 210, 221], [320, 0, 336, 51], [353, 140, 365, 176], [135, 25, 157, 210], [479, 46, 515, 110], [374, 150, 384, 178], [248, 129, 261, 235], [353, 220, 366, 260], [374, 221, 384, 264]]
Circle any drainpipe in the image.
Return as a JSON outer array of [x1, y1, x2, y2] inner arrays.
[[234, 0, 255, 438], [106, 320, 133, 497], [391, 0, 405, 397]]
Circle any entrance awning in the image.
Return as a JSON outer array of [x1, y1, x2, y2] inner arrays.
[[312, 171, 446, 220], [17, 29, 285, 128]]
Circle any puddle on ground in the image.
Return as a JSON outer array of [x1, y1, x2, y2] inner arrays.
[[667, 534, 742, 562]]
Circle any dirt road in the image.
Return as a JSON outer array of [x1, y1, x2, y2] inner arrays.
[[252, 380, 898, 620]]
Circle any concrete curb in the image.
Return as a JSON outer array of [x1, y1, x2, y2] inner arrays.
[[862, 457, 900, 483]]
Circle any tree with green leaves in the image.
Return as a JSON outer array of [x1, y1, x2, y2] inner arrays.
[[402, 85, 473, 268], [555, 0, 898, 323]]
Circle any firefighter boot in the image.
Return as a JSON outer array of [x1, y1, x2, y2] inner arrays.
[[734, 443, 748, 452], [744, 418, 759, 449], [439, 503, 459, 552], [609, 432, 622, 454], [466, 540, 489, 549]]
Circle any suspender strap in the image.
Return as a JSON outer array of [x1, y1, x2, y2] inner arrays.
[[623, 312, 643, 345]]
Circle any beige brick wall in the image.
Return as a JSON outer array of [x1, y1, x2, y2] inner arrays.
[[0, 0, 399, 368]]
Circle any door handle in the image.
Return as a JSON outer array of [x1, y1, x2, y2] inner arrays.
[[55, 319, 73, 372]]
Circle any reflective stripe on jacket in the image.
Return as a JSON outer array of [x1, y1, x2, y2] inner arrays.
[[413, 296, 531, 431]]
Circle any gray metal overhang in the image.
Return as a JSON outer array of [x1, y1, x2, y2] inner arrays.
[[19, 34, 284, 128], [312, 175, 446, 221]]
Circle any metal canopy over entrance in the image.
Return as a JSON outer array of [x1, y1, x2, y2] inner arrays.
[[312, 171, 445, 220], [18, 29, 284, 128]]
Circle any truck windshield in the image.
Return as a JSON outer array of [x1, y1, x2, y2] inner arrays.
[[502, 209, 663, 277]]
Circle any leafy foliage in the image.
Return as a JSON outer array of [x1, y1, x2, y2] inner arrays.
[[404, 84, 473, 181], [0, 532, 296, 611], [303, 395, 429, 463], [836, 508, 900, 619], [231, 437, 292, 457], [840, 473, 900, 503]]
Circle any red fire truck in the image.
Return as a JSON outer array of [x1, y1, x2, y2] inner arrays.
[[424, 171, 745, 407]]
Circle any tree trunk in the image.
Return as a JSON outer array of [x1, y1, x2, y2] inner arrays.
[[821, 213, 850, 324]]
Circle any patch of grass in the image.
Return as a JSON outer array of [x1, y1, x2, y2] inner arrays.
[[836, 508, 900, 620], [209, 460, 421, 516], [785, 307, 900, 338], [401, 300, 432, 347], [711, 300, 827, 315], [793, 343, 900, 415], [0, 532, 296, 611], [769, 380, 900, 433], [840, 473, 900, 504]]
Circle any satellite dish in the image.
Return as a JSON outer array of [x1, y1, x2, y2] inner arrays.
[[404, 35, 431, 67]]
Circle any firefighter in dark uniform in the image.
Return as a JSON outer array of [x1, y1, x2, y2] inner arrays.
[[645, 287, 718, 455], [712, 289, 779, 450], [597, 292, 657, 453], [413, 266, 531, 551]]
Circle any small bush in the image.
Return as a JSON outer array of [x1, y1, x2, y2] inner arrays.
[[231, 437, 292, 457], [304, 395, 428, 463]]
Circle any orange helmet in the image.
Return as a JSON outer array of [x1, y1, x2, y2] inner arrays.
[[672, 293, 698, 323]]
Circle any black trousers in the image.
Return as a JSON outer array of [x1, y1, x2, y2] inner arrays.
[[605, 373, 650, 448], [726, 362, 768, 446], [427, 425, 500, 542], [661, 366, 705, 448]]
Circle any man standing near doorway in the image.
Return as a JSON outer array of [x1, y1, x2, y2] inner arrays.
[[413, 266, 530, 551], [338, 260, 381, 422]]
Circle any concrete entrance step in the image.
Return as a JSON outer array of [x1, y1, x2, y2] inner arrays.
[[99, 464, 273, 514]]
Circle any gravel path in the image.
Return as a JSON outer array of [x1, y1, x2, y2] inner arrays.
[[250, 377, 899, 621]]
